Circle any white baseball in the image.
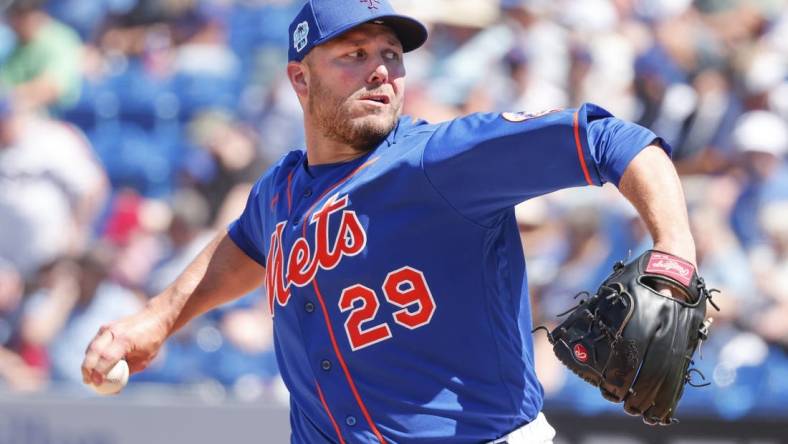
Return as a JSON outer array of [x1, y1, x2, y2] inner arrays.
[[90, 359, 129, 395]]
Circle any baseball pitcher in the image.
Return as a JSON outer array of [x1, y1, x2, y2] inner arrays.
[[82, 1, 717, 442]]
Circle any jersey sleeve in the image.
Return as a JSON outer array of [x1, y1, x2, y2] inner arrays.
[[227, 176, 268, 266], [422, 103, 669, 226]]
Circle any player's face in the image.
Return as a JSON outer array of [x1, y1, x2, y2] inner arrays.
[[303, 24, 405, 151]]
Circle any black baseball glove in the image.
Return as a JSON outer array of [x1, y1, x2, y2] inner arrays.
[[542, 250, 719, 425]]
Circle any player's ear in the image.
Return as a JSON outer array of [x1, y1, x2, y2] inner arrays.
[[287, 61, 309, 98]]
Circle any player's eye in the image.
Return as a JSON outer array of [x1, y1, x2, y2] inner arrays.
[[383, 50, 401, 61], [346, 49, 366, 60]]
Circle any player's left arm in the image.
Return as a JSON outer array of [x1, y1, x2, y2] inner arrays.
[[617, 144, 696, 266], [423, 104, 665, 226]]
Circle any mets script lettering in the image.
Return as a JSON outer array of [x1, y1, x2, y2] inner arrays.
[[266, 194, 367, 313], [265, 193, 437, 351]]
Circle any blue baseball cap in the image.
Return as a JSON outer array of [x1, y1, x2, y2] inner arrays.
[[288, 0, 428, 62]]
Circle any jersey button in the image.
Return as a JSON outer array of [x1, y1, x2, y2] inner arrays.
[[304, 302, 315, 313], [345, 416, 356, 427], [321, 359, 332, 371], [303, 188, 312, 198]]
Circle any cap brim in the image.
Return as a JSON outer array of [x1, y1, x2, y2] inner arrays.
[[372, 15, 428, 53], [314, 14, 428, 54]]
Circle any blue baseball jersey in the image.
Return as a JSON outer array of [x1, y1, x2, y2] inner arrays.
[[229, 103, 666, 443]]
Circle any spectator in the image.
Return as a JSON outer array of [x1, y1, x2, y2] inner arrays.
[[184, 110, 265, 218], [729, 110, 788, 249], [19, 248, 143, 385], [0, 0, 83, 111], [146, 188, 214, 296], [0, 95, 108, 278], [169, 7, 241, 116], [748, 200, 788, 346], [0, 259, 45, 391]]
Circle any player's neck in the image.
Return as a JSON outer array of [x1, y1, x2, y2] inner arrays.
[[304, 126, 368, 166]]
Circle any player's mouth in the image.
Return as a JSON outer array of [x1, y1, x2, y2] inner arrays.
[[359, 95, 390, 105]]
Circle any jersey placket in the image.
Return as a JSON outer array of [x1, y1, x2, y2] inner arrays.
[[283, 161, 385, 443]]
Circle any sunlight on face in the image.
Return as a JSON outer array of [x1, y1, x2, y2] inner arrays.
[[304, 24, 406, 152]]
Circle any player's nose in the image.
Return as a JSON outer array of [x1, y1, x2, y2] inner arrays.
[[367, 62, 389, 86]]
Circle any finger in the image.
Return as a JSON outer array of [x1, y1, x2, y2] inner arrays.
[[82, 329, 112, 383], [650, 280, 692, 302], [127, 356, 151, 374], [83, 325, 116, 357], [81, 328, 116, 385], [90, 342, 127, 384], [84, 327, 114, 354]]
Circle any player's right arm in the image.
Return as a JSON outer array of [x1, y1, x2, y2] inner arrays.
[[81, 230, 265, 386], [81, 154, 293, 387]]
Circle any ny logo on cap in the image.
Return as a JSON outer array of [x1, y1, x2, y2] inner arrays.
[[294, 21, 309, 52], [360, 0, 380, 9]]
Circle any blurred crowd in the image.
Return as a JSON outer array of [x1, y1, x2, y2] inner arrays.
[[0, 0, 786, 419]]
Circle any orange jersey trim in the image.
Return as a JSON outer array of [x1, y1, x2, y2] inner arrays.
[[316, 381, 347, 444], [287, 170, 295, 213], [301, 157, 387, 443], [573, 110, 594, 186]]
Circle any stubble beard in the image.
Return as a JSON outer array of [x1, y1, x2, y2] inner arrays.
[[308, 77, 399, 153]]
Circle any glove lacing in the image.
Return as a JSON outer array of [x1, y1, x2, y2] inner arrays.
[[532, 284, 627, 358], [534, 280, 720, 390]]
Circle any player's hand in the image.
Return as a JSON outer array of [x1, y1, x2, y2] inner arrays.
[[81, 308, 169, 386]]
